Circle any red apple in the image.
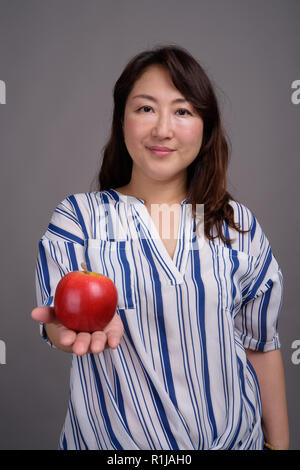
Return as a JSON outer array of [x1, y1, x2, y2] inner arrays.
[[54, 263, 118, 332]]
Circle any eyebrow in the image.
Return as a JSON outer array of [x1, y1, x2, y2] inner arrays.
[[131, 94, 188, 104]]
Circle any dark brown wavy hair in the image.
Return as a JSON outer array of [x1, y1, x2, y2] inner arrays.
[[96, 44, 248, 244]]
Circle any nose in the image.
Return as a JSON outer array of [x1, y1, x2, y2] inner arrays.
[[151, 111, 174, 139]]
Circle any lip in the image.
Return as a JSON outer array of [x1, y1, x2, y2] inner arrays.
[[148, 146, 175, 151], [147, 146, 175, 156]]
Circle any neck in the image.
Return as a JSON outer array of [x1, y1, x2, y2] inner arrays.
[[120, 173, 187, 206]]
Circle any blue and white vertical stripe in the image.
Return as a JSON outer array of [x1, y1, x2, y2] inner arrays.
[[35, 190, 283, 449]]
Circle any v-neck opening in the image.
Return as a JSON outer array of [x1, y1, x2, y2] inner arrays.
[[109, 189, 191, 283], [110, 189, 188, 208], [142, 204, 183, 264]]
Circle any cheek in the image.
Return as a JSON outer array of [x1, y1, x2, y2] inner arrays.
[[180, 122, 203, 147], [124, 116, 146, 141]]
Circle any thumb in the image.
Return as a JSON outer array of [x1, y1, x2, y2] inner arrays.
[[31, 306, 57, 324]]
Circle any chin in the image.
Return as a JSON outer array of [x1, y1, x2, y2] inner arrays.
[[134, 159, 182, 180]]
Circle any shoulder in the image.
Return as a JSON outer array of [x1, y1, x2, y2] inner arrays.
[[223, 199, 265, 255], [43, 192, 106, 240], [228, 199, 257, 235], [51, 192, 94, 221], [47, 190, 120, 238], [56, 190, 118, 214], [58, 191, 101, 208]]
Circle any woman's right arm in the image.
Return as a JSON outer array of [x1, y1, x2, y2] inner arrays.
[[33, 195, 124, 355], [31, 306, 124, 355]]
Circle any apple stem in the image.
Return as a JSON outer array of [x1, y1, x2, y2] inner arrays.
[[81, 262, 89, 274]]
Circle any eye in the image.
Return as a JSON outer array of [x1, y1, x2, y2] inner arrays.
[[137, 106, 192, 115], [176, 108, 192, 116], [137, 105, 153, 113]]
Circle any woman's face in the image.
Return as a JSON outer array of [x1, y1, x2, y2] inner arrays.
[[123, 64, 204, 185]]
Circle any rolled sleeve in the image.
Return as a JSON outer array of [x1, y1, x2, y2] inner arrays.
[[234, 215, 284, 352]]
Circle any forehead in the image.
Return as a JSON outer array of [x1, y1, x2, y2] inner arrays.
[[128, 64, 182, 97]]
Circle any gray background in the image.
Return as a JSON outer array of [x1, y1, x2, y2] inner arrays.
[[0, 0, 299, 450]]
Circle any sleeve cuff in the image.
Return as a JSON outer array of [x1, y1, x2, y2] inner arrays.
[[240, 332, 281, 352], [39, 322, 57, 349]]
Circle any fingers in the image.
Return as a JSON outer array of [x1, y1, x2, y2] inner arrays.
[[59, 326, 77, 347], [72, 328, 121, 356], [106, 331, 122, 350], [90, 331, 108, 354], [31, 307, 124, 355], [31, 306, 57, 324], [72, 332, 92, 356], [65, 326, 121, 356], [70, 315, 124, 355], [104, 314, 124, 350]]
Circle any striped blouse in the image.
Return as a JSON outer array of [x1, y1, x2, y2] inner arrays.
[[35, 189, 283, 450]]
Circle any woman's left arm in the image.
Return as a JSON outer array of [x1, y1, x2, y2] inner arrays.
[[245, 348, 290, 450]]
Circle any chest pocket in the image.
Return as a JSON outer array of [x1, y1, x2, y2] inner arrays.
[[84, 238, 136, 310]]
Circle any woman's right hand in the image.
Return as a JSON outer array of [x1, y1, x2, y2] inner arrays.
[[31, 306, 124, 356]]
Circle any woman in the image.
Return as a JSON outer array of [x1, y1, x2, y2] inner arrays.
[[32, 45, 289, 450]]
